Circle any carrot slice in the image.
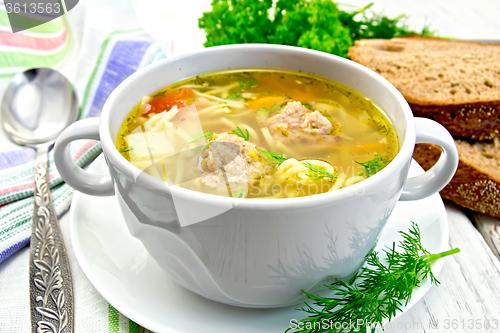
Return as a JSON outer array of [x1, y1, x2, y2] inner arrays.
[[257, 77, 289, 93], [256, 77, 316, 104], [147, 88, 195, 115], [247, 96, 284, 109], [352, 142, 386, 152]]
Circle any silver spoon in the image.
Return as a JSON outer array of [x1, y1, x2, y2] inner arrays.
[[1, 68, 77, 333]]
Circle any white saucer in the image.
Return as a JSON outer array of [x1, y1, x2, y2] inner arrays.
[[70, 155, 449, 333]]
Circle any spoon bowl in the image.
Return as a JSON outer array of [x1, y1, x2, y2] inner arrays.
[[1, 68, 78, 147]]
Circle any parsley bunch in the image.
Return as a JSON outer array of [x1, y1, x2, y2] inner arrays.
[[339, 3, 434, 41], [199, 0, 434, 58], [199, 0, 274, 46], [271, 0, 353, 57]]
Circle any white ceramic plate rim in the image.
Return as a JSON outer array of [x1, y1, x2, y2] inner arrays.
[[70, 155, 449, 333]]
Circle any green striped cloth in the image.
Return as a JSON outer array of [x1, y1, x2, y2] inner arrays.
[[0, 140, 102, 261], [0, 0, 165, 331], [0, 11, 74, 78]]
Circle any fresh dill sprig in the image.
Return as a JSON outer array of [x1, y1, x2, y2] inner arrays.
[[240, 77, 258, 90], [259, 149, 287, 164], [233, 189, 246, 198], [226, 93, 246, 100], [119, 147, 134, 153], [289, 222, 460, 333], [258, 103, 281, 115], [225, 77, 258, 100], [302, 103, 313, 108], [190, 131, 213, 154], [303, 162, 337, 181], [189, 130, 214, 144], [232, 126, 250, 141], [356, 153, 389, 177], [386, 127, 391, 136]]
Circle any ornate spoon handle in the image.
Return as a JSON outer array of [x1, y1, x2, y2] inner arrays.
[[29, 146, 74, 333]]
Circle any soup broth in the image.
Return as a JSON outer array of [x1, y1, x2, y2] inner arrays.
[[116, 70, 399, 199]]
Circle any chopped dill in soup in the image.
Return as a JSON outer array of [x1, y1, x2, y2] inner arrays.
[[116, 70, 399, 199]]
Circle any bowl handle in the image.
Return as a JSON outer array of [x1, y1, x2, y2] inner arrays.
[[54, 117, 114, 196], [400, 117, 459, 201]]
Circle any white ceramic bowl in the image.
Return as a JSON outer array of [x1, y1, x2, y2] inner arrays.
[[54, 44, 458, 308]]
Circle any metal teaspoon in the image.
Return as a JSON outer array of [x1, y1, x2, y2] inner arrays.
[[1, 68, 78, 333]]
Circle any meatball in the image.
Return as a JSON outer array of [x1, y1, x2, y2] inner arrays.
[[196, 133, 266, 195], [268, 101, 337, 143], [301, 111, 333, 135]]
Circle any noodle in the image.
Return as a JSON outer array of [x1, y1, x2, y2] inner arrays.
[[162, 106, 179, 122], [285, 163, 307, 179], [192, 89, 245, 108], [144, 112, 165, 130], [213, 107, 232, 115], [174, 154, 185, 185], [174, 128, 194, 143], [238, 125, 260, 143], [177, 84, 209, 89], [197, 104, 227, 115], [117, 69, 399, 199], [330, 171, 346, 191], [300, 160, 334, 174], [277, 158, 299, 171], [261, 127, 276, 149], [220, 117, 237, 129], [344, 175, 366, 187], [206, 82, 239, 95], [164, 122, 175, 148], [275, 141, 296, 158], [136, 116, 149, 127], [224, 109, 255, 117]]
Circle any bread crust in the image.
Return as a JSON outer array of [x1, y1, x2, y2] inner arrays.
[[348, 37, 500, 140], [411, 101, 500, 140], [413, 143, 500, 218]]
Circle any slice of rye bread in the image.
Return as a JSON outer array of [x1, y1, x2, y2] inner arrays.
[[412, 140, 500, 218], [348, 36, 500, 140]]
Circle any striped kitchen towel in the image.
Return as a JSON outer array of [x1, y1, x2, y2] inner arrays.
[[0, 140, 102, 262], [0, 29, 165, 264], [0, 2, 166, 329], [0, 2, 73, 78]]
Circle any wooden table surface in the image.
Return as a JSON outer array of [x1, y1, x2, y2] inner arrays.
[[340, 2, 500, 332]]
